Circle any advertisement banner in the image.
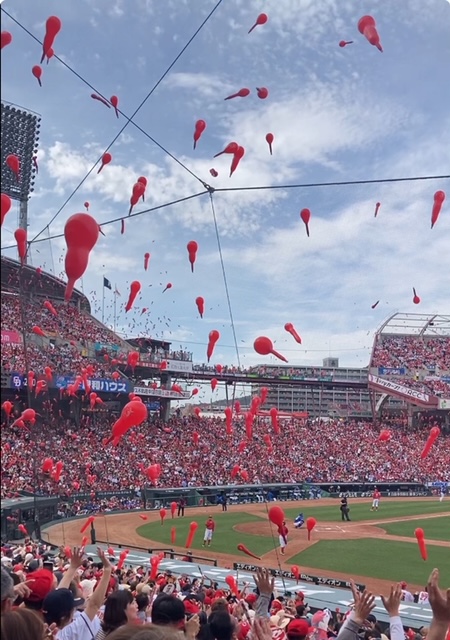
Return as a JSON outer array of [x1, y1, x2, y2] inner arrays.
[[166, 359, 193, 373], [137, 361, 159, 369], [378, 367, 406, 376], [368, 374, 438, 407], [134, 386, 190, 399], [233, 563, 365, 591], [9, 373, 131, 394], [95, 342, 119, 352], [1, 330, 22, 345]]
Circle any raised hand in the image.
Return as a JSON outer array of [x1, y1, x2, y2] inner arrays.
[[381, 583, 402, 616], [254, 567, 274, 596]]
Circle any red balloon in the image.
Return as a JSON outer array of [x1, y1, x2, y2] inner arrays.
[[160, 508, 167, 523], [32, 65, 43, 87], [195, 296, 205, 318], [431, 190, 445, 229], [214, 142, 239, 158], [41, 16, 62, 64], [254, 336, 288, 363], [185, 522, 198, 549], [306, 517, 317, 540], [125, 281, 141, 312], [171, 501, 177, 517], [224, 88, 250, 101], [1, 31, 12, 49], [268, 505, 285, 528], [211, 378, 218, 392], [300, 209, 311, 237], [91, 93, 111, 108], [224, 406, 232, 435], [256, 87, 269, 99], [412, 287, 421, 305], [84, 201, 90, 211], [234, 401, 241, 414], [379, 429, 391, 442], [129, 182, 145, 214], [248, 13, 268, 34], [194, 407, 201, 417], [162, 282, 172, 293], [187, 241, 198, 272], [420, 426, 440, 459], [110, 95, 119, 118], [358, 15, 383, 52], [14, 228, 27, 263], [229, 146, 245, 177], [193, 120, 206, 149], [285, 322, 302, 344], [46, 47, 54, 63], [414, 528, 427, 561], [105, 400, 148, 446], [374, 202, 381, 218], [270, 407, 280, 434], [144, 252, 150, 271], [64, 214, 100, 301], [265, 133, 274, 155], [291, 565, 300, 581], [97, 152, 112, 174], [207, 330, 220, 362], [6, 154, 20, 180], [209, 168, 218, 178], [1, 193, 12, 226], [339, 40, 353, 48]]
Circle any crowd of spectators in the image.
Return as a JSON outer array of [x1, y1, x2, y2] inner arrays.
[[372, 335, 450, 373], [1, 294, 124, 349], [1, 545, 449, 640], [1, 415, 448, 499]]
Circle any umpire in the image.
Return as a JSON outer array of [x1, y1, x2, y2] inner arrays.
[[340, 496, 351, 521]]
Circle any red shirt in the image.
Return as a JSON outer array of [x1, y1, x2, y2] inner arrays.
[[373, 491, 381, 499], [205, 519, 215, 531]]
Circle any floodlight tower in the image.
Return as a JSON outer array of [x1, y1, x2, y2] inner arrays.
[[1, 101, 41, 263]]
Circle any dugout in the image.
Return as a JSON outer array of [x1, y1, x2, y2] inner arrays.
[[1, 495, 59, 541], [142, 482, 322, 508]]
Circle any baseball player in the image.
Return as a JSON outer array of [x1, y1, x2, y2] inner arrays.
[[371, 488, 381, 511], [202, 515, 215, 547], [278, 521, 289, 555]]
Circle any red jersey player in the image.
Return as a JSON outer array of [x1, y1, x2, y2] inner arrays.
[[202, 516, 215, 547], [371, 488, 381, 511], [278, 521, 289, 555]]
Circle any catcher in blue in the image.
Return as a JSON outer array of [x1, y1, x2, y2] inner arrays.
[[294, 513, 305, 529]]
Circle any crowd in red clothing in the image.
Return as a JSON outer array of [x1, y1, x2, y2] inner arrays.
[[372, 335, 450, 372], [1, 415, 448, 499]]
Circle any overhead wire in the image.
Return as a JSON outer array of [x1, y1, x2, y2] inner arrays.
[[214, 174, 450, 193], [1, 2, 224, 243]]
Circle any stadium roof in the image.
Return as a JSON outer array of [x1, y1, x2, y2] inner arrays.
[[377, 312, 450, 337]]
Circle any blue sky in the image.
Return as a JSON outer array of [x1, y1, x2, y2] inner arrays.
[[1, 0, 450, 371]]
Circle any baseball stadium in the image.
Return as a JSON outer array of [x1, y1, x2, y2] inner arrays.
[[1, 2, 450, 640]]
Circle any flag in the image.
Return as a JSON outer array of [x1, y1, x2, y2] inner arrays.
[[103, 277, 112, 290], [114, 285, 121, 296]]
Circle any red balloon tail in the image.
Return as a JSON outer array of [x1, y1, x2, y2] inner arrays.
[[38, 78, 42, 87], [97, 165, 103, 174], [308, 531, 311, 541], [272, 349, 288, 363], [305, 223, 310, 237], [248, 24, 256, 34]]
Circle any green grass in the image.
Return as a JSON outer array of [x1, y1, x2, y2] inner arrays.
[[137, 512, 276, 557], [380, 516, 450, 542], [284, 499, 448, 523], [288, 539, 450, 586]]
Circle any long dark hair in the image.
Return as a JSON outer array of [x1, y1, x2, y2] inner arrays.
[[101, 590, 134, 635]]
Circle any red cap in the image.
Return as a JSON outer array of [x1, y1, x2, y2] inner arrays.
[[271, 600, 283, 612], [246, 593, 257, 605], [287, 619, 310, 637], [25, 569, 54, 602]]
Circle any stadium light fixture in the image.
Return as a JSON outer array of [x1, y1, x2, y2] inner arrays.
[[1, 101, 41, 203]]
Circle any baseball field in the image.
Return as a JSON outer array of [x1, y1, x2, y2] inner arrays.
[[45, 497, 450, 593]]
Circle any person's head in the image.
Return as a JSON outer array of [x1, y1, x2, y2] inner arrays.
[[102, 590, 138, 634], [1, 608, 45, 640], [1, 567, 15, 613], [366, 614, 377, 630], [209, 610, 237, 640], [136, 592, 150, 612], [287, 618, 310, 640], [23, 568, 55, 610], [107, 623, 183, 640], [42, 587, 85, 629], [295, 604, 306, 617], [151, 594, 186, 629]]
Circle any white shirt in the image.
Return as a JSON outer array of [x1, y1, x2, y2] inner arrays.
[[56, 611, 101, 640]]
